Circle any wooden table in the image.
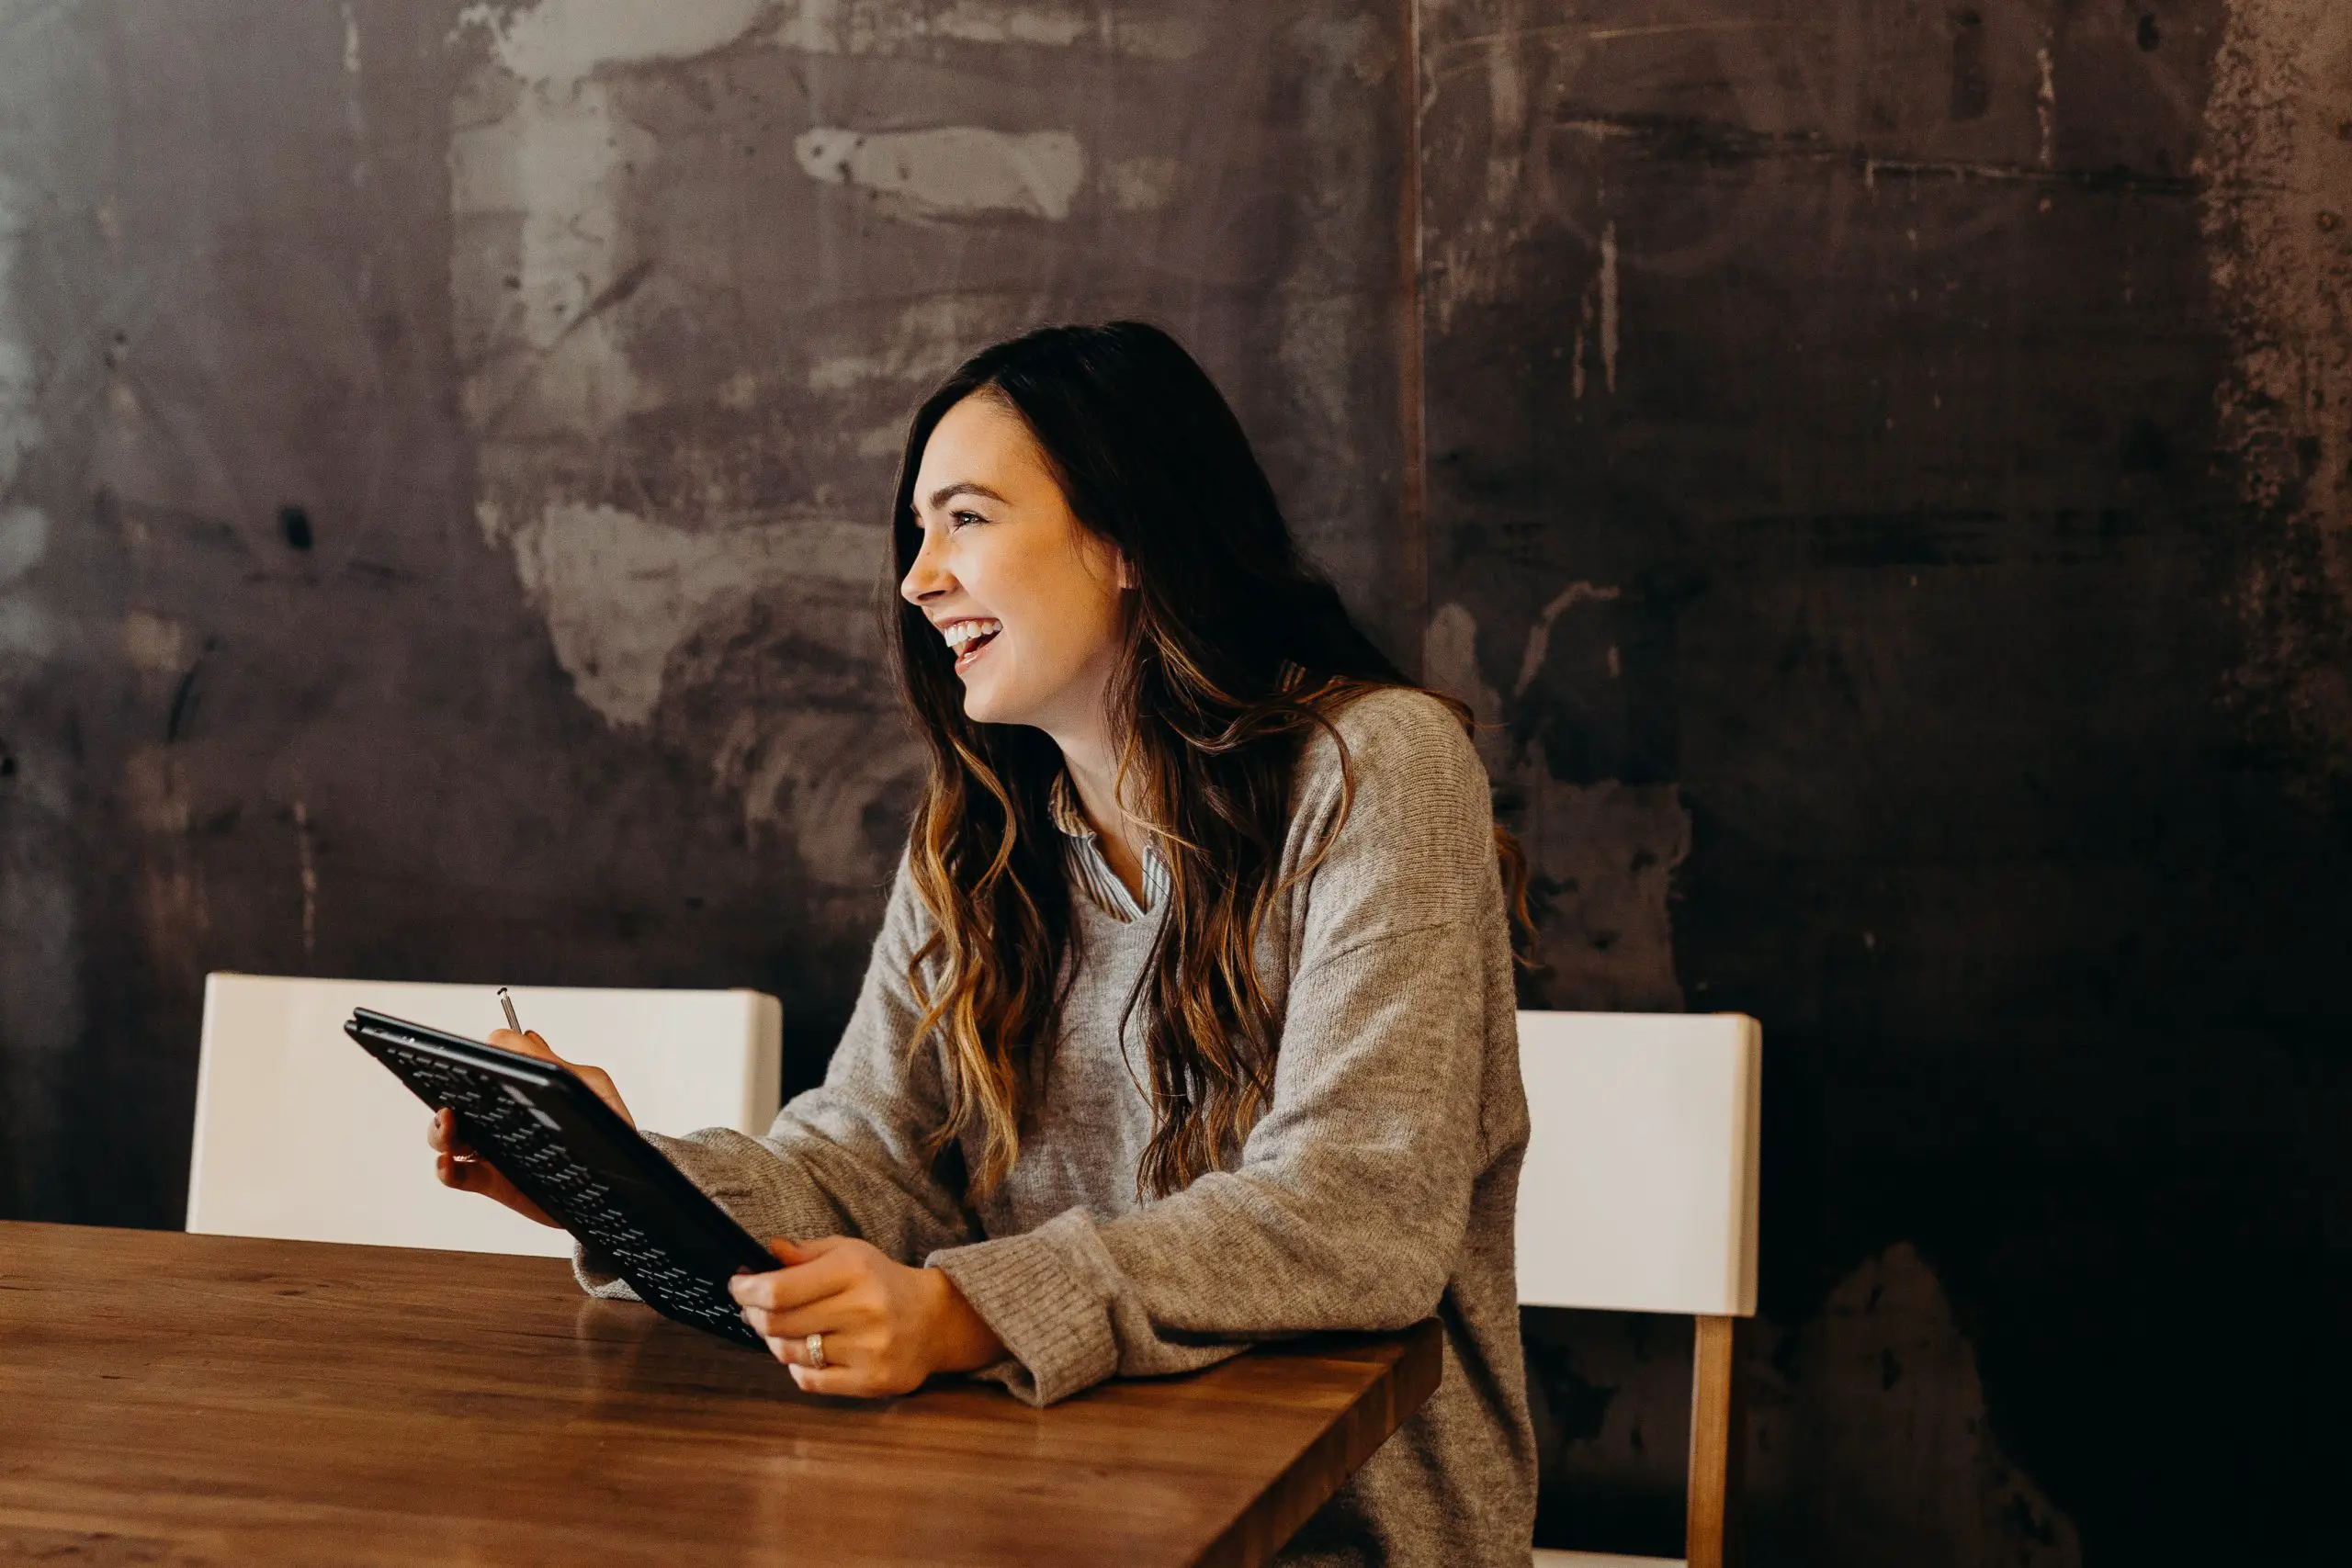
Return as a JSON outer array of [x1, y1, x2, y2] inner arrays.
[[0, 1223, 1439, 1566]]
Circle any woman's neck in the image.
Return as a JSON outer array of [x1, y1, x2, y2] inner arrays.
[[1051, 722, 1153, 906]]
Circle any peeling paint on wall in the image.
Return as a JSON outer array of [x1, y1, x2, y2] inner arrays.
[[503, 501, 879, 728], [448, 73, 649, 440], [0, 505, 46, 586], [1528, 1245, 2083, 1563], [770, 0, 1205, 61], [447, 0, 929, 893], [1103, 153, 1182, 212], [2033, 42, 2056, 169], [0, 38, 82, 1221], [0, 174, 37, 501], [456, 0, 775, 87], [1514, 580, 1618, 697], [0, 177, 75, 1092], [442, 0, 1384, 897], [793, 126, 1085, 221], [0, 175, 53, 660], [1747, 1245, 2084, 1567], [1268, 8, 1408, 622], [1426, 597, 1688, 1010], [1596, 219, 1618, 398], [2201, 0, 2352, 795]]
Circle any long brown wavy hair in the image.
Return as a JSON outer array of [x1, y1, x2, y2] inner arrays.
[[889, 322, 1521, 1200]]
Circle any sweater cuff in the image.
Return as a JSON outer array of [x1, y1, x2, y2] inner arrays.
[[569, 1129, 831, 1302], [571, 1240, 643, 1301], [927, 1213, 1119, 1406]]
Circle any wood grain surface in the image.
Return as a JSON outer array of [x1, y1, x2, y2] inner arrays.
[[0, 1223, 1440, 1567]]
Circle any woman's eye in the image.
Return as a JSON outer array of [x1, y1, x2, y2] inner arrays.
[[951, 510, 988, 529]]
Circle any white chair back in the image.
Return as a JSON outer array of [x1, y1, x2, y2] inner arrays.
[[1515, 1010, 1760, 1317], [187, 973, 782, 1258]]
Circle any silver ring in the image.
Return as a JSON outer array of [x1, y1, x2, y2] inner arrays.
[[805, 1332, 826, 1371]]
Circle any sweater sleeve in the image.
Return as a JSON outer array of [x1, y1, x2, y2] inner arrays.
[[926, 692, 1509, 1405], [573, 852, 978, 1298]]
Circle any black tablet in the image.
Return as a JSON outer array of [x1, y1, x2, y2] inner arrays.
[[345, 1006, 775, 1349]]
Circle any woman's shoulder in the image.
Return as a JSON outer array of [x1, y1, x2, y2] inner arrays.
[[1299, 684, 1484, 785], [1292, 684, 1494, 841]]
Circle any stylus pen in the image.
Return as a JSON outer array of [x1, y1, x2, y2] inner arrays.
[[497, 987, 522, 1033]]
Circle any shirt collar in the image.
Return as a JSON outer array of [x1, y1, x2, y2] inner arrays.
[[1046, 770, 1097, 841], [1047, 769, 1168, 921]]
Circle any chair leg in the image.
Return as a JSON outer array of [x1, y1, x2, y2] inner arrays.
[[1686, 1314, 1746, 1568]]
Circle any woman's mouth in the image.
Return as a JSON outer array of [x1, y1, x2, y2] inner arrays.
[[942, 617, 1002, 671]]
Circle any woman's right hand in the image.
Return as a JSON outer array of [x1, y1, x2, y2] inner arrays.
[[427, 1028, 637, 1228]]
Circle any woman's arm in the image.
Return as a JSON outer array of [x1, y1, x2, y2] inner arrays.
[[924, 692, 1518, 1404]]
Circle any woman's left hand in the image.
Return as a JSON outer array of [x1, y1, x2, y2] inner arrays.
[[729, 1235, 1006, 1397]]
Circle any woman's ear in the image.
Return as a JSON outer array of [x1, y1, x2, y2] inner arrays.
[[1116, 550, 1139, 590]]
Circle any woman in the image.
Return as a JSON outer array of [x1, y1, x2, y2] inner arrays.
[[431, 322, 1536, 1566]]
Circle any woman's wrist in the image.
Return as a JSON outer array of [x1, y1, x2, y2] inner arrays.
[[921, 1265, 1007, 1375]]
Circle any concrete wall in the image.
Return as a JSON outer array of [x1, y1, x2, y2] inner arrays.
[[2, 2, 2346, 1562]]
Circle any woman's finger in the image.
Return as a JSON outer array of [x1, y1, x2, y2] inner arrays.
[[735, 1272, 852, 1337], [426, 1109, 478, 1159], [438, 1151, 492, 1190], [436, 1149, 555, 1225], [757, 1328, 839, 1368], [759, 1326, 858, 1367], [751, 1299, 874, 1342], [438, 1152, 501, 1191], [729, 1252, 854, 1314], [787, 1362, 878, 1398], [743, 1302, 816, 1340], [487, 1027, 558, 1062], [489, 1030, 634, 1127]]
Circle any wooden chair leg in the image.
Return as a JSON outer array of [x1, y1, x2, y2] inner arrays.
[[1686, 1314, 1746, 1568]]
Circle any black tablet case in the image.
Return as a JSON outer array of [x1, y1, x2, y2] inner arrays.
[[345, 1006, 775, 1348]]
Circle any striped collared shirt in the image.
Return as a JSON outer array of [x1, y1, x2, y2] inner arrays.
[[1047, 771, 1170, 922]]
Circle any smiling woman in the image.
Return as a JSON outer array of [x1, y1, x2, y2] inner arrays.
[[900, 396, 1132, 739], [432, 322, 1538, 1568]]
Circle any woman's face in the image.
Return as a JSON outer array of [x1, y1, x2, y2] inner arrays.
[[899, 392, 1132, 737]]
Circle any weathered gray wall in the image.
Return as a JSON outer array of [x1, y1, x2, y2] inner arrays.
[[2, 2, 2346, 1563], [0, 0, 1409, 1212]]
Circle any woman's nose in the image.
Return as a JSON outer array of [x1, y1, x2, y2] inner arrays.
[[899, 525, 954, 604]]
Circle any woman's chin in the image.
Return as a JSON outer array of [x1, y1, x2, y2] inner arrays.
[[957, 679, 1011, 726]]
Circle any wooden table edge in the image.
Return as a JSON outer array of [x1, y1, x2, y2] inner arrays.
[[1192, 1318, 1444, 1568], [1, 1224, 1445, 1568]]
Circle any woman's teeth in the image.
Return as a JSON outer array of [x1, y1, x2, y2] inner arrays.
[[944, 619, 1001, 653]]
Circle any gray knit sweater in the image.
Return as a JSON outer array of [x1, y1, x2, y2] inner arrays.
[[574, 688, 1537, 1566]]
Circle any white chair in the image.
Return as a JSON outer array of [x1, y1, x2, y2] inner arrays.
[[1519, 1010, 1762, 1568], [187, 973, 782, 1258]]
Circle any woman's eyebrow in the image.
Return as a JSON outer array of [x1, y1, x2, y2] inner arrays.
[[927, 480, 1010, 510]]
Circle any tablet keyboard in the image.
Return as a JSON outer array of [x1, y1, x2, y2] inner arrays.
[[382, 1040, 763, 1348]]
